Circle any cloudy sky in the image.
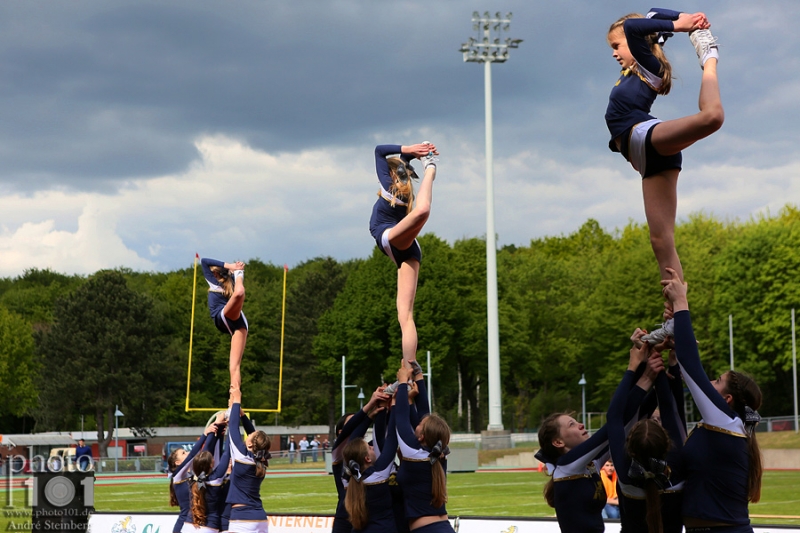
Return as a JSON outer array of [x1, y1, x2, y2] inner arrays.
[[1, 1, 798, 276]]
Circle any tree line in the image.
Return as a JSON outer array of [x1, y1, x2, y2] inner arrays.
[[2, 207, 799, 447]]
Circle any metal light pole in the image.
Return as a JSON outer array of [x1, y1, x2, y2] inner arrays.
[[793, 310, 798, 433], [460, 11, 522, 431], [341, 356, 357, 416], [729, 314, 734, 370], [578, 374, 587, 428], [358, 388, 365, 410], [114, 405, 124, 473]]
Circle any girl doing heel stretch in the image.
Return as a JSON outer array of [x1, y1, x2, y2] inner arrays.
[[200, 257, 247, 391], [369, 143, 439, 365], [605, 9, 724, 344]]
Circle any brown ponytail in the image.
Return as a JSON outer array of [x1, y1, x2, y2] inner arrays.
[[167, 449, 183, 507], [190, 451, 213, 526], [387, 158, 415, 214], [422, 414, 451, 508], [249, 431, 271, 479], [725, 371, 763, 502], [342, 439, 369, 530], [626, 419, 671, 533], [209, 265, 234, 299]]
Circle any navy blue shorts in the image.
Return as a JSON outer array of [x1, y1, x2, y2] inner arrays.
[[214, 311, 248, 335], [621, 120, 682, 178], [378, 229, 422, 268]]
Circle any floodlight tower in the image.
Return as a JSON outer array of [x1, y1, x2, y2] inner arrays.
[[460, 12, 522, 431]]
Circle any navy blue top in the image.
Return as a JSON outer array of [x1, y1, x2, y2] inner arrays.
[[394, 383, 447, 520], [607, 368, 684, 533], [332, 409, 374, 522], [226, 403, 267, 518], [605, 8, 681, 152], [168, 434, 207, 533], [348, 411, 399, 533], [674, 310, 751, 526], [200, 257, 231, 320], [369, 145, 416, 243]]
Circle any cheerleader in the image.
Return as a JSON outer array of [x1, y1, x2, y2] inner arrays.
[[393, 362, 453, 533], [661, 268, 762, 532], [369, 143, 439, 365], [184, 413, 230, 533], [168, 422, 220, 533], [536, 374, 650, 532], [342, 407, 400, 533], [331, 388, 390, 533], [227, 388, 272, 533], [607, 340, 686, 533], [200, 256, 247, 391]]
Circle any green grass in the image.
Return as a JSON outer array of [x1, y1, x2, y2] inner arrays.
[[2, 470, 798, 530]]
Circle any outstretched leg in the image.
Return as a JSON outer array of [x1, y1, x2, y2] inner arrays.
[[397, 259, 420, 364], [642, 169, 683, 282], [225, 271, 246, 390], [650, 58, 723, 156]]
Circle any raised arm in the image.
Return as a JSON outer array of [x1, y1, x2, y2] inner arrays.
[[373, 409, 399, 472], [662, 268, 739, 426]]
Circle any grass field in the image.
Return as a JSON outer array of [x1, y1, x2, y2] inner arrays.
[[2, 469, 799, 529]]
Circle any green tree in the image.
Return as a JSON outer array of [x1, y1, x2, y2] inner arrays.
[[0, 307, 38, 417], [35, 270, 174, 456]]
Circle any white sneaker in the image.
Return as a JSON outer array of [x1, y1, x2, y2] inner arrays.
[[641, 318, 674, 346], [420, 141, 438, 170], [689, 29, 719, 68], [383, 381, 401, 396], [232, 269, 244, 280]]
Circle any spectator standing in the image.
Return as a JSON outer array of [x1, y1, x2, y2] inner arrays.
[[310, 436, 320, 462], [299, 436, 309, 463], [288, 437, 297, 464], [75, 439, 92, 471]]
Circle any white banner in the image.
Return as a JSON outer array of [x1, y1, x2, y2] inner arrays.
[[88, 513, 800, 533]]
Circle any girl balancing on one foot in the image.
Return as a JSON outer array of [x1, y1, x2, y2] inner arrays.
[[605, 9, 724, 344], [200, 257, 247, 391], [369, 143, 439, 366]]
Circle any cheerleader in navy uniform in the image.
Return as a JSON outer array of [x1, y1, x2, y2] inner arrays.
[[200, 256, 247, 391], [536, 373, 651, 532], [184, 412, 230, 533], [227, 387, 272, 533], [606, 8, 723, 342], [393, 361, 453, 533], [331, 388, 391, 533], [341, 405, 400, 533], [369, 143, 439, 365], [661, 268, 762, 532], [607, 339, 687, 533], [168, 421, 221, 533]]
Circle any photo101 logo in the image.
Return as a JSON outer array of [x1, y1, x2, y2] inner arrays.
[[3, 452, 95, 528]]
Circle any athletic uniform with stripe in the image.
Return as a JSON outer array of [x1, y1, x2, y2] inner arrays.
[[674, 310, 753, 532], [394, 383, 454, 533], [369, 145, 422, 267], [200, 257, 248, 335], [169, 434, 209, 533], [227, 403, 268, 533], [607, 365, 686, 533], [332, 410, 374, 533]]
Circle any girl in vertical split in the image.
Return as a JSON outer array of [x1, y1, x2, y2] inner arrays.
[[200, 256, 247, 391], [605, 9, 723, 344], [661, 268, 763, 532], [369, 143, 439, 365]]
